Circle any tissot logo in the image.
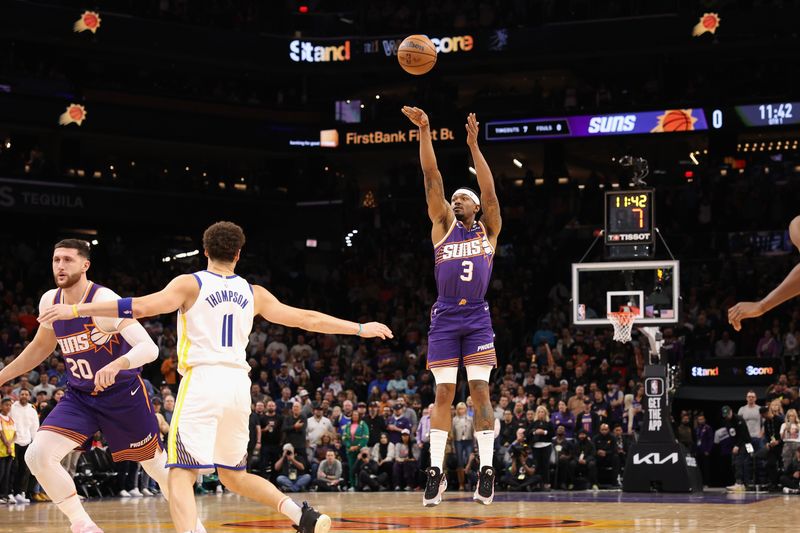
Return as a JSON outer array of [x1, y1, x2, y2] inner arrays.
[[632, 452, 678, 465], [587, 115, 637, 133]]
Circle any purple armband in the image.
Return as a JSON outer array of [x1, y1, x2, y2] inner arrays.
[[117, 297, 134, 318]]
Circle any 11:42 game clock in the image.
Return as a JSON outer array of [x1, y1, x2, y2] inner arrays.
[[605, 189, 655, 246]]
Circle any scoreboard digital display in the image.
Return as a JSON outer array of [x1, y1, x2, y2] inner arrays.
[[605, 190, 654, 246]]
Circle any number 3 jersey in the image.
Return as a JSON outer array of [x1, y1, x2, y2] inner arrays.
[[434, 219, 494, 301], [176, 270, 254, 375], [40, 282, 139, 394]]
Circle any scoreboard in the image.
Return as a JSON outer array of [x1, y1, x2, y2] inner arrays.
[[604, 189, 655, 258]]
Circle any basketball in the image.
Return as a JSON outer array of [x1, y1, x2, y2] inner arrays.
[[397, 34, 437, 75]]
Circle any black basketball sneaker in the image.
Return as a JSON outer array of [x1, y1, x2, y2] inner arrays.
[[422, 466, 447, 507], [473, 465, 495, 505], [294, 501, 331, 533]]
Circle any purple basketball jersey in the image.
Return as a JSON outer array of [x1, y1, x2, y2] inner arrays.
[[51, 282, 140, 393], [434, 220, 494, 301]]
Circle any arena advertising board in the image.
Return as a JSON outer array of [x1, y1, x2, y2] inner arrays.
[[683, 358, 781, 386]]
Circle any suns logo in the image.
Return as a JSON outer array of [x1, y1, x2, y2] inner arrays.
[[56, 323, 119, 356]]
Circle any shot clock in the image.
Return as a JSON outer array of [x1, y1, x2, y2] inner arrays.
[[605, 189, 655, 257]]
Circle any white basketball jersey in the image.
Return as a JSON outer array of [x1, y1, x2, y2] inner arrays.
[[176, 270, 254, 374]]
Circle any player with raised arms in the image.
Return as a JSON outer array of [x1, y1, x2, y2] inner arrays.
[[401, 107, 501, 507], [40, 222, 393, 533], [729, 215, 800, 330], [0, 239, 206, 533]]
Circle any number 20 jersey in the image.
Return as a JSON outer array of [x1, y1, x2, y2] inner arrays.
[[434, 219, 494, 301], [176, 270, 254, 375]]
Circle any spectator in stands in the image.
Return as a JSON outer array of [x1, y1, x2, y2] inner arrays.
[[676, 411, 694, 451], [0, 397, 15, 503], [552, 425, 574, 489], [573, 428, 598, 490], [160, 352, 178, 392], [738, 391, 763, 455], [552, 400, 576, 439], [715, 331, 737, 358], [314, 450, 343, 492], [529, 405, 553, 489], [780, 409, 800, 470], [694, 413, 714, 486], [386, 403, 411, 444], [283, 402, 308, 459], [415, 404, 432, 469], [758, 406, 782, 490], [568, 386, 587, 416], [593, 423, 619, 487], [757, 330, 781, 359], [722, 405, 753, 491], [10, 389, 37, 503], [306, 403, 334, 452], [576, 399, 600, 438], [452, 401, 474, 491], [364, 401, 386, 447], [162, 395, 174, 424], [342, 410, 369, 487], [275, 443, 310, 493], [781, 446, 800, 494], [392, 429, 417, 491], [386, 370, 408, 394], [371, 432, 394, 489], [32, 374, 56, 400], [248, 401, 267, 469]]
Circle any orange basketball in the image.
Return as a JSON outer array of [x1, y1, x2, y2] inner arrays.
[[661, 110, 694, 132], [397, 35, 437, 75]]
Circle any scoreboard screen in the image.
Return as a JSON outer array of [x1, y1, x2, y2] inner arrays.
[[605, 190, 654, 246]]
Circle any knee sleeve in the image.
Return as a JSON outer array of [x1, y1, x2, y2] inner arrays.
[[430, 366, 458, 385], [466, 364, 493, 382]]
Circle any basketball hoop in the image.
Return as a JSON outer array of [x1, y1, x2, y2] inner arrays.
[[608, 309, 638, 343]]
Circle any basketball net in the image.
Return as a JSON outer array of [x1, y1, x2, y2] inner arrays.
[[608, 306, 639, 343]]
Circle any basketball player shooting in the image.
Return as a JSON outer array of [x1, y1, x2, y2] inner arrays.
[[401, 106, 501, 507], [0, 239, 205, 533], [40, 222, 392, 533], [729, 215, 800, 330]]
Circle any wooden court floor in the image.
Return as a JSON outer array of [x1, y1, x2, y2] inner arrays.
[[1, 490, 797, 532]]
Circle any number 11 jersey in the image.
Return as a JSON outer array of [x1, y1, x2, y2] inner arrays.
[[177, 270, 254, 375]]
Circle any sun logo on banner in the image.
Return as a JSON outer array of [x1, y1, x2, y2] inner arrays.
[[74, 11, 101, 33], [692, 13, 721, 37], [650, 109, 698, 133], [59, 104, 87, 126]]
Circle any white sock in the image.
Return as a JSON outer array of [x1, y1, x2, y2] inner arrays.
[[278, 496, 303, 525], [429, 429, 448, 471], [56, 494, 92, 526], [476, 430, 495, 470]]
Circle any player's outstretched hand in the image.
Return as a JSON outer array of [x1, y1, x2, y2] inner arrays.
[[38, 304, 75, 324], [359, 322, 393, 339], [465, 112, 479, 147], [728, 301, 764, 331], [401, 106, 429, 128], [93, 359, 126, 392]]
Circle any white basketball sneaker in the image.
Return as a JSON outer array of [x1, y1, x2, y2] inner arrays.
[[70, 521, 104, 533]]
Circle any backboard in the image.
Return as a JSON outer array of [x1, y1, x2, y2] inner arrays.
[[571, 260, 680, 326]]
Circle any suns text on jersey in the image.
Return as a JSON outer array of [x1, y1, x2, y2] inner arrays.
[[440, 239, 489, 261]]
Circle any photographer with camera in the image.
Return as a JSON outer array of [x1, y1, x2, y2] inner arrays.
[[501, 428, 540, 491], [275, 443, 311, 493], [354, 447, 385, 492]]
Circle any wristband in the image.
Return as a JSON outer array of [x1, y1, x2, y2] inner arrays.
[[117, 297, 134, 318], [357, 323, 363, 336], [71, 304, 79, 318]]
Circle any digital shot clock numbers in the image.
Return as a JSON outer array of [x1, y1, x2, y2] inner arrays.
[[605, 190, 655, 247]]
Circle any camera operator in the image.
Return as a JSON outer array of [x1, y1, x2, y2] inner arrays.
[[354, 446, 385, 492], [502, 429, 540, 491], [275, 443, 311, 493]]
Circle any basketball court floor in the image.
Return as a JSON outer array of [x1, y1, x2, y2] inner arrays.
[[2, 490, 795, 532]]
